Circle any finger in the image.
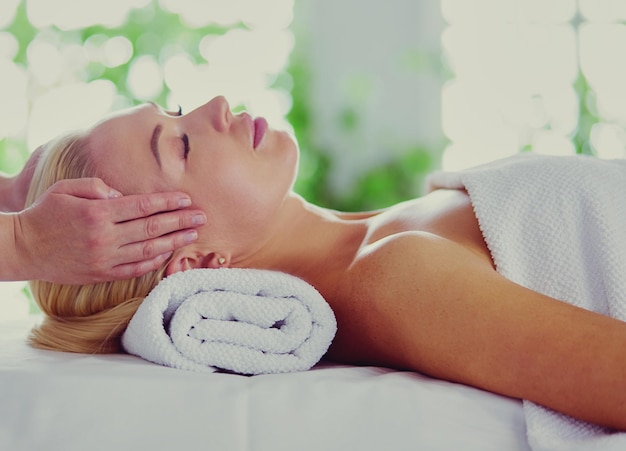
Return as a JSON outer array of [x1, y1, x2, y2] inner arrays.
[[112, 228, 200, 267], [107, 192, 196, 223], [50, 177, 121, 200], [114, 208, 206, 244], [108, 252, 175, 281]]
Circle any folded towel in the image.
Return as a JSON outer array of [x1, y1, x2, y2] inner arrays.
[[122, 268, 337, 375], [428, 153, 626, 451]]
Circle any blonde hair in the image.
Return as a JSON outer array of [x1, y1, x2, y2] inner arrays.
[[26, 132, 166, 354]]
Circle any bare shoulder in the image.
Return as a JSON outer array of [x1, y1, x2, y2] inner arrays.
[[328, 231, 493, 365], [352, 230, 492, 299]]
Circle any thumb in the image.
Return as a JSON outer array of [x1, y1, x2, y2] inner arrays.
[[49, 178, 122, 200]]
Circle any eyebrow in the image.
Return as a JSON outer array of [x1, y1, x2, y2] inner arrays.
[[150, 124, 163, 169]]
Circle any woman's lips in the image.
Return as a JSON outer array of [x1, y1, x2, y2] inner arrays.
[[253, 117, 267, 149]]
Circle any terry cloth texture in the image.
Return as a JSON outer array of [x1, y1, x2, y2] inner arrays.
[[122, 268, 336, 375]]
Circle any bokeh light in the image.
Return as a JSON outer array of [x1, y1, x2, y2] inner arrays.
[[127, 55, 163, 100], [440, 0, 626, 168], [1, 0, 294, 153], [0, 57, 27, 139], [159, 0, 294, 29], [27, 80, 116, 149], [0, 0, 20, 29], [27, 0, 151, 29], [590, 123, 626, 159], [579, 0, 626, 22]]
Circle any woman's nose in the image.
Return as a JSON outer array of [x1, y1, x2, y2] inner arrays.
[[206, 95, 230, 132]]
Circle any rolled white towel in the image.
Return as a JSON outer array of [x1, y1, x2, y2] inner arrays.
[[122, 268, 337, 375]]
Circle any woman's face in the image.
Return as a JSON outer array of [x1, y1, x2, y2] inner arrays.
[[87, 96, 299, 265]]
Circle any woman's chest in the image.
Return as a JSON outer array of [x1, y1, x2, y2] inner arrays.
[[365, 189, 493, 265]]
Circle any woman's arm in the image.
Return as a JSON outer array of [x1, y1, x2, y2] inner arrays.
[[348, 232, 626, 430]]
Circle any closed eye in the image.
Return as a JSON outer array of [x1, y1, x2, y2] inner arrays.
[[181, 133, 190, 160]]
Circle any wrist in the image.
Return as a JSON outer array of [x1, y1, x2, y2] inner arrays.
[[0, 212, 31, 281], [0, 174, 17, 212]]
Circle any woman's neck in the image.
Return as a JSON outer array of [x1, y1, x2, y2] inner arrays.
[[235, 193, 369, 290]]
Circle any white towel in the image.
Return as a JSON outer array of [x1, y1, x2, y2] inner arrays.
[[428, 153, 626, 451], [122, 268, 337, 375]]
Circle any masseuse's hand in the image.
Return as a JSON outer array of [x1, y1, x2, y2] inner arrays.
[[14, 177, 206, 284]]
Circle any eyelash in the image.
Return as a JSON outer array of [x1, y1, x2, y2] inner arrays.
[[175, 105, 190, 160], [181, 134, 190, 160]]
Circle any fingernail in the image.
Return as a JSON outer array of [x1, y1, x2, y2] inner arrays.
[[160, 251, 173, 260], [109, 189, 122, 199], [178, 197, 192, 207], [192, 213, 207, 225], [184, 230, 198, 243]]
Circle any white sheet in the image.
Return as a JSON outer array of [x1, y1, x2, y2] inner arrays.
[[0, 316, 530, 451]]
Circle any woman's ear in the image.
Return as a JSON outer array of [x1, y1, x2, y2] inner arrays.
[[165, 250, 230, 276]]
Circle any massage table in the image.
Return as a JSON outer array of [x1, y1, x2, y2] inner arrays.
[[0, 313, 530, 451]]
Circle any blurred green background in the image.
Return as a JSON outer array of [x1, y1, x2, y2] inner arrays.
[[0, 0, 443, 213], [0, 0, 606, 214]]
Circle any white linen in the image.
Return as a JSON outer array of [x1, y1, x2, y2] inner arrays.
[[0, 317, 530, 451], [428, 153, 626, 451], [122, 268, 337, 375]]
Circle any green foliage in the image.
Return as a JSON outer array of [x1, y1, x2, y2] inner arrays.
[[573, 73, 599, 156], [338, 107, 359, 131], [286, 48, 334, 208], [287, 55, 437, 210], [338, 146, 433, 211], [286, 28, 437, 212], [4, 2, 37, 65], [0, 139, 28, 175]]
